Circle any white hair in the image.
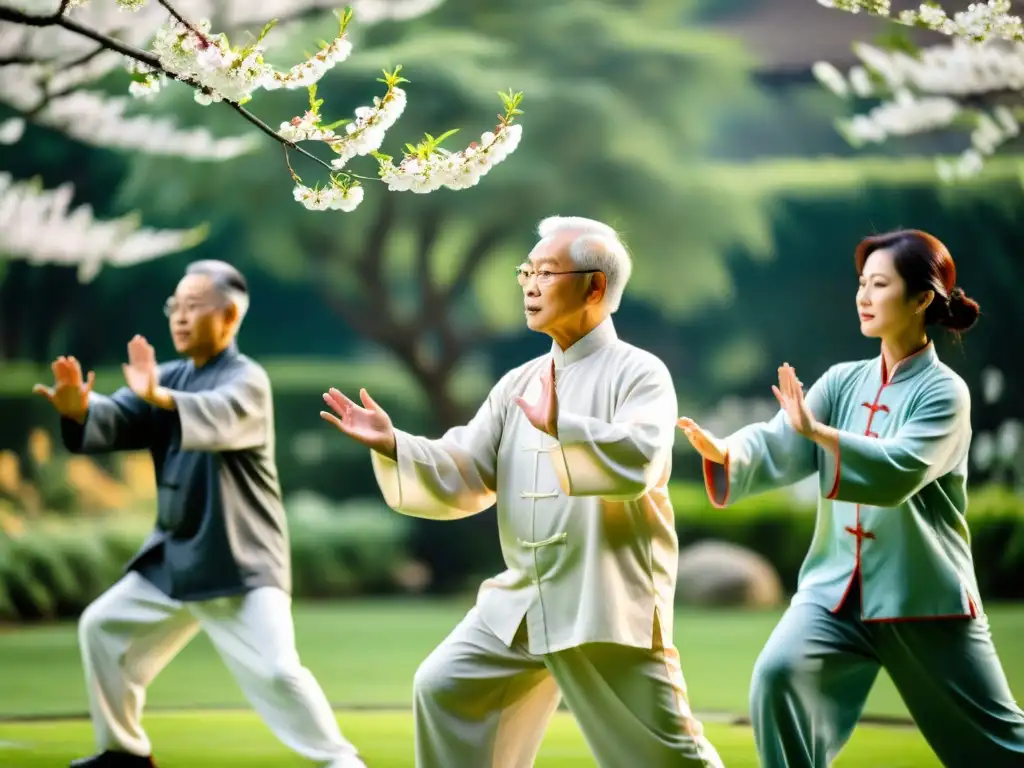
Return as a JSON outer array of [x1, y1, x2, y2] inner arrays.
[[536, 216, 632, 312], [186, 260, 250, 327], [223, 287, 250, 326]]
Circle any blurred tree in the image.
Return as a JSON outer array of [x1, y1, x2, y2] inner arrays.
[[121, 0, 774, 428]]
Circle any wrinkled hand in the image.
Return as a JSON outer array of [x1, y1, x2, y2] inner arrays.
[[32, 356, 95, 422], [320, 387, 397, 458], [122, 335, 160, 403], [514, 358, 558, 437], [772, 362, 815, 437], [676, 417, 726, 464]]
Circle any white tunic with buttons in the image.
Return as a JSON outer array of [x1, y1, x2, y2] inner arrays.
[[371, 318, 680, 655]]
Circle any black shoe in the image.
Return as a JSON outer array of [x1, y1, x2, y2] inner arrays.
[[70, 751, 156, 767]]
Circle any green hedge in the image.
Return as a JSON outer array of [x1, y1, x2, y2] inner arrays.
[[0, 495, 418, 623], [2, 483, 1022, 623]]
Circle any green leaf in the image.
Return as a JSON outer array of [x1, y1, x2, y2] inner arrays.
[[337, 6, 354, 36], [872, 26, 920, 58], [256, 18, 278, 46], [435, 128, 460, 143]]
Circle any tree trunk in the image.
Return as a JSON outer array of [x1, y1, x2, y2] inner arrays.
[[406, 363, 471, 431], [300, 202, 522, 591], [0, 261, 27, 360]]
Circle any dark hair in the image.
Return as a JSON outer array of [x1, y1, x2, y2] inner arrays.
[[185, 259, 248, 297], [854, 229, 980, 333]]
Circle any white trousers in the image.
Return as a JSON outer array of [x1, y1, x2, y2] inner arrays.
[[78, 572, 359, 764], [412, 607, 725, 768]]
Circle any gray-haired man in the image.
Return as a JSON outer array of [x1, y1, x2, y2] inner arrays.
[[34, 260, 365, 768], [320, 218, 724, 767]]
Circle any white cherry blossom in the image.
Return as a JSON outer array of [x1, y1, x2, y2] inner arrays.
[[292, 180, 365, 212], [0, 171, 207, 282], [378, 122, 523, 193], [818, 0, 1024, 43], [329, 87, 408, 170], [816, 1, 1024, 184], [1, 0, 524, 254]]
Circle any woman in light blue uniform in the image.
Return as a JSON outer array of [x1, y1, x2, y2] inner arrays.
[[678, 229, 1024, 767]]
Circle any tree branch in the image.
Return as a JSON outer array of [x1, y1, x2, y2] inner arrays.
[[226, 102, 332, 171], [443, 219, 515, 306], [297, 201, 488, 428], [298, 197, 413, 357], [0, 0, 71, 26], [157, 0, 203, 37], [415, 207, 444, 321], [56, 15, 161, 68], [60, 43, 108, 71], [0, 1, 336, 173]]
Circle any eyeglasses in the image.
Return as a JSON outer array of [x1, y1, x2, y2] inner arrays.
[[515, 266, 601, 286], [163, 297, 222, 317]]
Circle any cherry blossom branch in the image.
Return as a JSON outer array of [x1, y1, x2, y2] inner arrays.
[[226, 101, 333, 171], [0, 0, 72, 26], [1, 0, 525, 214], [0, 171, 208, 283], [52, 16, 161, 67], [157, 0, 200, 35], [0, 1, 335, 172], [814, 7, 1024, 182], [817, 0, 1024, 43]]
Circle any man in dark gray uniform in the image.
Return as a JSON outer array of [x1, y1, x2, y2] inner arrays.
[[34, 260, 366, 768]]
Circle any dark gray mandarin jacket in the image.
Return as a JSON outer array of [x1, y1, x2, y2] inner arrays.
[[61, 344, 290, 601]]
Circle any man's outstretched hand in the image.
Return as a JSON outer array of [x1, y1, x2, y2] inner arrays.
[[33, 356, 95, 423], [321, 387, 397, 460]]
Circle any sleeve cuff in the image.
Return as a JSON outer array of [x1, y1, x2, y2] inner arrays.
[[702, 451, 731, 508], [824, 435, 842, 500], [555, 410, 590, 445], [170, 391, 207, 452], [59, 415, 87, 451], [551, 412, 590, 495], [370, 431, 408, 510]]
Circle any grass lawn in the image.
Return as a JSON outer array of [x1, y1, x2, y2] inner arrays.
[[2, 598, 1023, 765], [0, 712, 941, 767]]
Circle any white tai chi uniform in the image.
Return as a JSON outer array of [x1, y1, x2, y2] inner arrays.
[[61, 343, 361, 766], [78, 572, 356, 765], [371, 319, 724, 768]]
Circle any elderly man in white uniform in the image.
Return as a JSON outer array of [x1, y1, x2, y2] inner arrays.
[[319, 216, 723, 768]]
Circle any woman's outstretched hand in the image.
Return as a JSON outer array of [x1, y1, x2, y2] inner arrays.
[[677, 417, 726, 464], [772, 363, 816, 437]]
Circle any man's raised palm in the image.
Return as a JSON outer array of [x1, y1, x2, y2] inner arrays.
[[321, 387, 396, 458], [122, 334, 159, 401], [514, 359, 559, 437], [33, 356, 95, 421]]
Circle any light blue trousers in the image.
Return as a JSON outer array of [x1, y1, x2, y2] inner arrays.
[[750, 583, 1024, 768]]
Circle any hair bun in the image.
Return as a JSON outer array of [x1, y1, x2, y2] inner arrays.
[[942, 286, 980, 333]]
